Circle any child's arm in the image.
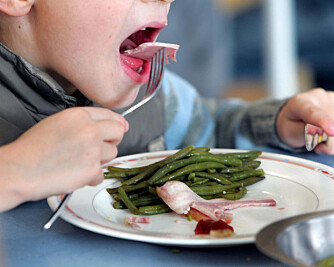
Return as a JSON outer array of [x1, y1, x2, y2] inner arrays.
[[218, 88, 334, 155], [276, 88, 334, 154], [161, 71, 334, 154], [0, 107, 128, 212]]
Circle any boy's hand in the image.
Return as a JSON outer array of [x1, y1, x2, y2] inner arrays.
[[1, 107, 129, 207], [276, 88, 334, 154]]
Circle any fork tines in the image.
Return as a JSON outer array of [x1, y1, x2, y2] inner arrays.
[[145, 48, 166, 98]]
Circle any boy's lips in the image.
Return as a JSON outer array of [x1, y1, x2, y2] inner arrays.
[[119, 26, 163, 83]]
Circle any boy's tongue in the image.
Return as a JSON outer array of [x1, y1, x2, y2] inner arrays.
[[120, 54, 144, 73]]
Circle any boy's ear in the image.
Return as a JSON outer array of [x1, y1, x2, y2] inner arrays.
[[0, 0, 34, 17]]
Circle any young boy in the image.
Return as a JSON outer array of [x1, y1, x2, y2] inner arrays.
[[0, 0, 333, 212]]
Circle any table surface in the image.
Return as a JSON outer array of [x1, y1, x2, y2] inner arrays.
[[1, 147, 333, 267]]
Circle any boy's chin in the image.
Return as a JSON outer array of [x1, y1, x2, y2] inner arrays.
[[98, 86, 141, 110]]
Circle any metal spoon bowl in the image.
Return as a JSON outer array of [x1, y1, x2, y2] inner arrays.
[[256, 209, 334, 267]]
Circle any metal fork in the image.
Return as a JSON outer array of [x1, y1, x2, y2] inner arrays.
[[43, 48, 166, 230]]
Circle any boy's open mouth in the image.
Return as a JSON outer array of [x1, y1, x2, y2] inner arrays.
[[120, 27, 161, 82]]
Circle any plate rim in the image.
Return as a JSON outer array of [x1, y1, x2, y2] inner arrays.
[[47, 149, 334, 247]]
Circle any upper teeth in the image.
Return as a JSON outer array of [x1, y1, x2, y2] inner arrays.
[[141, 28, 147, 31]]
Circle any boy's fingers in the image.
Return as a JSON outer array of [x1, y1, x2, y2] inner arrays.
[[101, 142, 118, 164], [87, 171, 104, 186], [97, 119, 126, 145], [82, 107, 129, 132], [81, 107, 114, 120]]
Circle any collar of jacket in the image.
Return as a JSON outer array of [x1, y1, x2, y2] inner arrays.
[[0, 42, 86, 109]]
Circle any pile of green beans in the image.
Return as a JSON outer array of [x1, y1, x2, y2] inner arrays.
[[104, 145, 265, 216]]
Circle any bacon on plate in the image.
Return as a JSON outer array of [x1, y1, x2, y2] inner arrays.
[[124, 216, 151, 229], [157, 181, 276, 222]]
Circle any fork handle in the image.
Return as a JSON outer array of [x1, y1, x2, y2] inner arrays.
[[42, 193, 72, 231]]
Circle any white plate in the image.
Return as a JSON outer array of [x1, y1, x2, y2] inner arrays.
[[47, 149, 334, 247]]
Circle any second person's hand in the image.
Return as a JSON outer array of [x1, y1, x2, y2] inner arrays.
[[276, 88, 334, 154]]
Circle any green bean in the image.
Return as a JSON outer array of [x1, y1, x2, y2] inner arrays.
[[107, 164, 151, 175], [229, 169, 265, 182], [110, 193, 121, 202], [241, 155, 260, 162], [242, 160, 261, 169], [188, 175, 204, 183], [112, 194, 163, 208], [159, 145, 195, 166], [123, 145, 195, 185], [220, 167, 252, 174], [222, 186, 247, 200], [220, 150, 262, 159], [190, 183, 242, 196], [105, 162, 159, 179], [123, 180, 150, 193], [219, 161, 261, 174], [106, 147, 266, 216], [188, 173, 196, 180], [190, 147, 210, 153], [186, 151, 212, 157], [108, 180, 149, 194], [122, 164, 160, 185], [112, 190, 162, 208], [204, 181, 220, 186], [118, 187, 139, 215], [190, 178, 209, 186], [236, 176, 265, 186], [107, 145, 194, 185], [132, 195, 162, 207], [106, 188, 119, 195], [184, 181, 192, 186], [148, 186, 157, 195], [138, 204, 171, 215], [114, 196, 163, 208], [110, 189, 149, 201], [201, 194, 221, 200], [153, 162, 236, 185], [126, 145, 194, 186], [174, 175, 187, 182], [149, 154, 241, 185], [194, 172, 232, 185], [196, 178, 262, 198], [104, 171, 131, 179], [113, 201, 125, 209]]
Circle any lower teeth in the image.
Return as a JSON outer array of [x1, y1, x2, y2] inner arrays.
[[136, 66, 143, 74]]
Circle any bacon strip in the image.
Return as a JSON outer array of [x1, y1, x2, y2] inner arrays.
[[157, 181, 276, 222], [124, 216, 151, 229], [124, 42, 180, 63]]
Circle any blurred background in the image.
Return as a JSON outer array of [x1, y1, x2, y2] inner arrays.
[[159, 0, 334, 102]]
